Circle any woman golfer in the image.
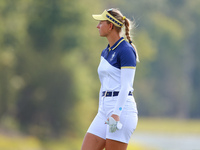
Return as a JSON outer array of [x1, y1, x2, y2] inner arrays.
[[81, 8, 139, 150]]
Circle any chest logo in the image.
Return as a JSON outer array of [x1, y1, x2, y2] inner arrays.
[[110, 52, 116, 61]]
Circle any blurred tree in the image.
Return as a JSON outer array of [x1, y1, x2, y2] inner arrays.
[[1, 0, 200, 140], [187, 1, 200, 118], [0, 0, 103, 137], [118, 0, 199, 118]]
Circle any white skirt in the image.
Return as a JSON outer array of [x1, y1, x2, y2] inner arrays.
[[87, 96, 138, 144]]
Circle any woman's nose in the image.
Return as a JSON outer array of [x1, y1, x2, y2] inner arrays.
[[97, 23, 100, 29]]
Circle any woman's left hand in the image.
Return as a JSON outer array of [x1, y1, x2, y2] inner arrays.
[[110, 114, 120, 121], [105, 114, 122, 133]]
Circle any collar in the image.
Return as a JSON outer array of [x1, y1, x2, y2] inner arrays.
[[108, 37, 125, 51]]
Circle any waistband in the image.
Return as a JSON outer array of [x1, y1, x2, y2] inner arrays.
[[102, 91, 133, 97]]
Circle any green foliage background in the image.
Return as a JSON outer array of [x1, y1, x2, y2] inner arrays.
[[0, 0, 200, 139]]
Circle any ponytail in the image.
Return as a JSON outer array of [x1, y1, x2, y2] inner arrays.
[[107, 8, 139, 62], [124, 18, 140, 62]]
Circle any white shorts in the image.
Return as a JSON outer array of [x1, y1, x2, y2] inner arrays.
[[87, 96, 138, 144]]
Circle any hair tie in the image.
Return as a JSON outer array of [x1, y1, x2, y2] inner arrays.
[[122, 16, 126, 20], [129, 40, 132, 44]]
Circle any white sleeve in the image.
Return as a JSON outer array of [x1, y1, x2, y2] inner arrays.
[[112, 68, 136, 116]]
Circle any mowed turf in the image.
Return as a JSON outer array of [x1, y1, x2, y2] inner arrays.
[[0, 117, 199, 150], [136, 117, 200, 134]]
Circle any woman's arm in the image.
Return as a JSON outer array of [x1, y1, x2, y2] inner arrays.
[[112, 68, 136, 119]]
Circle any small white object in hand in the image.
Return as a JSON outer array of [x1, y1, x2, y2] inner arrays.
[[105, 116, 123, 133]]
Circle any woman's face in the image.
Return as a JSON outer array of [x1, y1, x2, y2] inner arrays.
[[97, 21, 111, 37]]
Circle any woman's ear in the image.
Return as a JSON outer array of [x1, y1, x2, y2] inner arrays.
[[109, 23, 114, 30]]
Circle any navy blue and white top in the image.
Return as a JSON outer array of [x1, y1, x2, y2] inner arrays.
[[98, 37, 137, 116]]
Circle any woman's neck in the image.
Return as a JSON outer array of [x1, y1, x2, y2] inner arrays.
[[107, 32, 121, 47]]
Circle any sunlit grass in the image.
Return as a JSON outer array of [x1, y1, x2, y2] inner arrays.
[[0, 134, 155, 150], [46, 137, 154, 150], [44, 137, 83, 150], [0, 135, 42, 150], [127, 142, 157, 150], [136, 117, 200, 134], [0, 117, 200, 150]]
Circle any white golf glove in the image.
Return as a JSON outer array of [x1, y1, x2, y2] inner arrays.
[[105, 116, 123, 133]]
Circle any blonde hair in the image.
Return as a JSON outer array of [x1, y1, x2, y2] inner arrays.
[[107, 8, 139, 62]]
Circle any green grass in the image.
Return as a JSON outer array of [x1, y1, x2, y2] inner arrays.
[[0, 117, 200, 150], [0, 135, 42, 150], [136, 117, 200, 134], [0, 134, 156, 150], [44, 137, 151, 150], [127, 143, 157, 150], [0, 135, 154, 150]]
